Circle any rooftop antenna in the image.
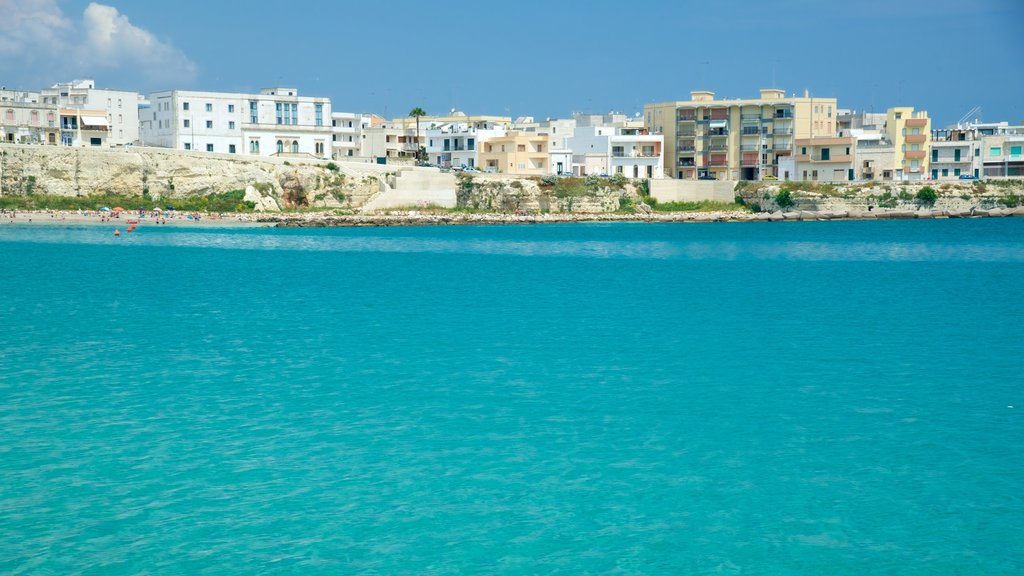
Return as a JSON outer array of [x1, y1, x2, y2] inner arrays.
[[956, 105, 982, 128]]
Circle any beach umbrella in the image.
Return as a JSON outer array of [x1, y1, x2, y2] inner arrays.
[[99, 207, 111, 211], [152, 207, 162, 212], [112, 207, 125, 212]]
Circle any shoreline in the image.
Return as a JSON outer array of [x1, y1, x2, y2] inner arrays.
[[3, 206, 1023, 229]]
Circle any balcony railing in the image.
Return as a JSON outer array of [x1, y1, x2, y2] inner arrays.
[[773, 128, 793, 136], [677, 113, 697, 121], [774, 110, 794, 119], [740, 144, 760, 151], [741, 127, 761, 135], [613, 151, 660, 158], [708, 143, 728, 151], [677, 145, 696, 152], [678, 160, 696, 167]]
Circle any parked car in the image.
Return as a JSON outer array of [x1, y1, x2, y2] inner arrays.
[[558, 172, 574, 177], [698, 174, 717, 180], [958, 174, 978, 180]]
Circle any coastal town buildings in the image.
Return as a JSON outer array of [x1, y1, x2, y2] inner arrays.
[[2, 101, 60, 145], [58, 109, 112, 147], [478, 132, 550, 175], [40, 80, 142, 146], [330, 112, 373, 159], [424, 118, 508, 169], [139, 87, 332, 158], [565, 126, 664, 178], [884, 107, 931, 181], [852, 133, 896, 181], [644, 89, 837, 181], [792, 136, 856, 182]]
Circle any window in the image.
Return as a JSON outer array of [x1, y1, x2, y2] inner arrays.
[[250, 101, 258, 123], [183, 102, 189, 111], [184, 143, 191, 150], [206, 120, 213, 129], [821, 148, 830, 161], [845, 147, 850, 155], [954, 149, 961, 162], [228, 104, 235, 113], [276, 103, 283, 125], [518, 144, 526, 152], [229, 144, 236, 154], [206, 144, 214, 152], [291, 103, 298, 125], [932, 169, 938, 179], [276, 140, 283, 154], [1012, 146, 1022, 156], [205, 103, 212, 112], [315, 103, 323, 126], [250, 140, 260, 153], [229, 121, 235, 130], [315, 141, 324, 155], [990, 147, 1001, 156], [975, 148, 980, 157], [954, 169, 960, 176], [291, 141, 299, 154], [184, 119, 190, 128], [468, 138, 475, 150], [800, 147, 807, 155], [932, 149, 938, 162]]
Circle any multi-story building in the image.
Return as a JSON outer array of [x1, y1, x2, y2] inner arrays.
[[58, 109, 111, 147], [853, 134, 896, 182], [929, 127, 982, 180], [39, 80, 142, 146], [330, 112, 372, 160], [792, 136, 856, 182], [1, 101, 60, 144], [644, 88, 837, 181], [884, 107, 931, 181], [479, 132, 550, 175], [140, 87, 332, 158], [425, 119, 507, 169], [980, 132, 1024, 177], [565, 126, 664, 178]]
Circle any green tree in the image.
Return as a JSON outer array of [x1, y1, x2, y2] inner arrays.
[[775, 189, 794, 211], [916, 186, 938, 206], [409, 107, 426, 164]]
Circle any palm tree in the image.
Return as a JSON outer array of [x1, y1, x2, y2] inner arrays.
[[408, 107, 426, 164]]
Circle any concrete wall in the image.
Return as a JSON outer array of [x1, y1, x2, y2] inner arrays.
[[649, 179, 735, 203], [360, 168, 457, 211]]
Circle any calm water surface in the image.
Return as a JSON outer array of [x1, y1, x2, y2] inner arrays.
[[1, 219, 1022, 574]]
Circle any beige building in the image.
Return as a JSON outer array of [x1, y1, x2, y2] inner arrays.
[[2, 101, 60, 144], [59, 109, 111, 147], [884, 107, 931, 181], [479, 132, 550, 175], [793, 137, 855, 182], [644, 88, 837, 181]]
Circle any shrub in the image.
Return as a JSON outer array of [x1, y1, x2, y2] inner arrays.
[[608, 172, 628, 189], [915, 186, 938, 206], [636, 179, 650, 196], [774, 189, 794, 210], [325, 162, 339, 171], [998, 194, 1021, 208], [539, 175, 558, 187]]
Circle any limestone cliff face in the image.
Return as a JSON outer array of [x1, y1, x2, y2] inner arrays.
[[0, 144, 380, 210]]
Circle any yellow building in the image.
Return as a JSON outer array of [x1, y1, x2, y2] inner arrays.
[[479, 132, 549, 175], [884, 107, 931, 181], [644, 89, 837, 181]]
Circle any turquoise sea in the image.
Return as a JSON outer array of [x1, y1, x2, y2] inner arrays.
[[1, 219, 1022, 574]]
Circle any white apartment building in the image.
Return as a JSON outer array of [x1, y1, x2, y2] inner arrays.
[[566, 126, 664, 178], [140, 87, 332, 158], [331, 112, 372, 160], [425, 120, 507, 169], [40, 79, 141, 146]]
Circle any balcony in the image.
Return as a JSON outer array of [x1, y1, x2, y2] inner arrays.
[[905, 150, 926, 159], [741, 153, 759, 167], [679, 129, 696, 137], [708, 154, 728, 167], [905, 134, 927, 144], [740, 144, 760, 151], [677, 145, 696, 152], [677, 159, 696, 167], [773, 110, 794, 119], [906, 118, 928, 128], [708, 143, 728, 151], [677, 112, 697, 122], [773, 128, 793, 136], [740, 126, 761, 136], [709, 109, 729, 120], [796, 154, 853, 163]]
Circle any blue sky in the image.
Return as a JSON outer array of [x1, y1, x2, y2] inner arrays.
[[1, 0, 1021, 126]]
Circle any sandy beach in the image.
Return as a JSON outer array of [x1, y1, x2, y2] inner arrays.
[[1, 210, 269, 228]]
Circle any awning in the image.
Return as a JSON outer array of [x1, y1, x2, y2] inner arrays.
[[710, 120, 728, 128], [81, 115, 109, 126]]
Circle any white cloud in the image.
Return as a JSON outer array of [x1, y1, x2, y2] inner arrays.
[[0, 1, 196, 88]]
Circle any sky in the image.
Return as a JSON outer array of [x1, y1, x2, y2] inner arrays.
[[0, 0, 1021, 127]]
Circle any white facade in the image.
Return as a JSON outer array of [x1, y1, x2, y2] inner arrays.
[[331, 112, 371, 159], [425, 121, 507, 168], [140, 87, 332, 158], [40, 80, 141, 146], [565, 126, 664, 178]]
